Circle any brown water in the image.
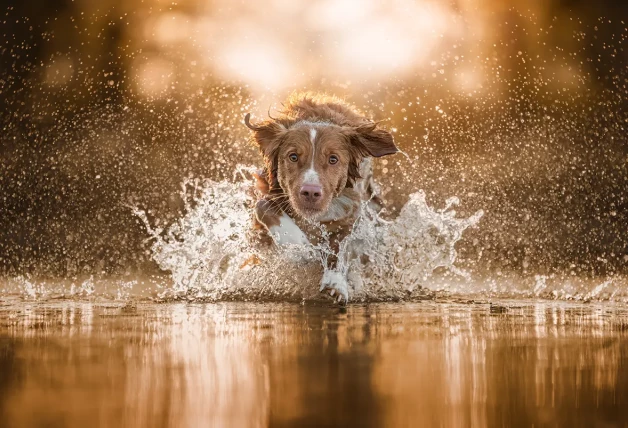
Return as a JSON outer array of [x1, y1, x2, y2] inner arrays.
[[0, 299, 627, 428]]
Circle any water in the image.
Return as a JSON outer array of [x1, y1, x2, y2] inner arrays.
[[0, 300, 627, 427], [130, 170, 483, 302]]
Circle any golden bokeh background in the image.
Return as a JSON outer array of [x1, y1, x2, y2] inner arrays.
[[1, 0, 627, 277]]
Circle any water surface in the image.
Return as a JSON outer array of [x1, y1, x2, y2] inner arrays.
[[1, 299, 627, 427]]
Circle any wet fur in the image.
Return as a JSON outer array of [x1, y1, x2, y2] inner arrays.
[[245, 93, 398, 303]]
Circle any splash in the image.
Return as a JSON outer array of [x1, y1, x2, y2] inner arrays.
[[133, 167, 483, 302]]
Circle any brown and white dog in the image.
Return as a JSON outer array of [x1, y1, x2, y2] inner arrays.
[[245, 93, 398, 304]]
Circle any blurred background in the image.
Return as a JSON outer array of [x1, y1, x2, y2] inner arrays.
[[1, 0, 628, 279]]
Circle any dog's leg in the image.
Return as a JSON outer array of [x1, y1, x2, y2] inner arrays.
[[317, 192, 361, 305], [272, 213, 310, 246], [319, 232, 350, 305], [255, 199, 309, 246]]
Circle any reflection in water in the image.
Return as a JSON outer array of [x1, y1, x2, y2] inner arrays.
[[125, 305, 269, 427], [0, 301, 627, 427]]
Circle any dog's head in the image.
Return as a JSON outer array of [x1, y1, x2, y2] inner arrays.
[[245, 113, 397, 219]]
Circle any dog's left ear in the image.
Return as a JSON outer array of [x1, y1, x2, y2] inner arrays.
[[348, 122, 398, 157]]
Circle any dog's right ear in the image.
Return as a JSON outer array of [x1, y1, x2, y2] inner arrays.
[[244, 113, 286, 158]]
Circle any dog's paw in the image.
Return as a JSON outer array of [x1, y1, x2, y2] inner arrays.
[[320, 270, 349, 305]]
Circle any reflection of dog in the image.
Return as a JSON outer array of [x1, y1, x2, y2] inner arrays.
[[245, 93, 398, 303]]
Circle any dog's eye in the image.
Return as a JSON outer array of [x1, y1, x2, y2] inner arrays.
[[288, 153, 298, 162], [329, 155, 339, 165]]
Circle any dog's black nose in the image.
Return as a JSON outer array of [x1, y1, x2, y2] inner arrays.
[[300, 184, 322, 203]]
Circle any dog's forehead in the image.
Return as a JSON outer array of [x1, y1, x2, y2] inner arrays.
[[290, 122, 344, 143], [315, 127, 350, 152], [278, 127, 312, 149], [279, 122, 349, 158]]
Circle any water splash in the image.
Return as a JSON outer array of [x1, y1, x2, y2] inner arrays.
[[425, 273, 628, 303], [133, 167, 484, 302]]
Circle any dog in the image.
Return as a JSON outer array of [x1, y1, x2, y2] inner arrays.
[[245, 93, 398, 304]]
